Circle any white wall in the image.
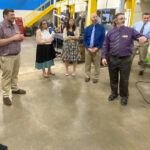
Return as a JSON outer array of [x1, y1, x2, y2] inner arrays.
[[0, 10, 3, 22], [0, 9, 53, 26], [133, 1, 150, 23], [57, 1, 87, 13], [0, 9, 33, 22], [97, 0, 120, 9], [75, 2, 87, 12]]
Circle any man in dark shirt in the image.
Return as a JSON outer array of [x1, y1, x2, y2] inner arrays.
[[83, 13, 105, 83], [0, 8, 26, 106], [102, 13, 147, 105]]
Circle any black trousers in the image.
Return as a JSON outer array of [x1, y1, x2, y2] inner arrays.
[[0, 144, 8, 150], [108, 56, 131, 97]]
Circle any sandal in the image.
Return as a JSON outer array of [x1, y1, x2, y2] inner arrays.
[[72, 72, 76, 76], [43, 73, 49, 78], [65, 72, 69, 76], [48, 72, 55, 76]]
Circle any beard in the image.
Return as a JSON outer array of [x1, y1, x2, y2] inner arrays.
[[120, 21, 125, 27], [8, 18, 14, 25], [120, 23, 124, 27]]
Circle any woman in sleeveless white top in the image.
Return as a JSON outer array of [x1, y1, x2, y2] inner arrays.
[[35, 20, 56, 78]]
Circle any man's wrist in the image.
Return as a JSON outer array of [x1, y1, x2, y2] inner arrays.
[[9, 36, 15, 42]]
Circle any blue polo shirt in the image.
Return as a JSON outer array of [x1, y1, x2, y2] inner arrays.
[[83, 23, 105, 49], [132, 21, 150, 41]]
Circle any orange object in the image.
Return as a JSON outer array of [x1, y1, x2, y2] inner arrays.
[[15, 17, 24, 34]]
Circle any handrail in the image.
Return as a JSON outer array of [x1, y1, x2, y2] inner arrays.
[[23, 0, 67, 27], [23, 0, 51, 22]]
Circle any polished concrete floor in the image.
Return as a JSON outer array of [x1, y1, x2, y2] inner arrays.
[[0, 36, 150, 150]]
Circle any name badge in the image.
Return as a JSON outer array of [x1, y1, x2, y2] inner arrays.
[[122, 35, 128, 38]]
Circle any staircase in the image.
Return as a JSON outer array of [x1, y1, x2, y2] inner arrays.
[[23, 0, 67, 27]]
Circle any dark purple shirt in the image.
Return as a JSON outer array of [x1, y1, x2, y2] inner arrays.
[[102, 26, 142, 58], [0, 20, 21, 56]]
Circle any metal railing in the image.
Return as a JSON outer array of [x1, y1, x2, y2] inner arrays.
[[23, 0, 51, 26], [23, 0, 67, 27]]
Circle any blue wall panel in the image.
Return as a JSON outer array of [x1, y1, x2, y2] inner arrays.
[[0, 0, 48, 10]]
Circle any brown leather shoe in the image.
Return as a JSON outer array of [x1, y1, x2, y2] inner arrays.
[[3, 97, 12, 106], [93, 79, 98, 83], [12, 89, 26, 94], [138, 70, 144, 76], [85, 77, 90, 82]]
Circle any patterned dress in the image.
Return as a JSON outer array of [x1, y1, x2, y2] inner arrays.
[[62, 28, 81, 62]]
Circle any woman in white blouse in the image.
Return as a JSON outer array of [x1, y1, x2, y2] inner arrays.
[[35, 20, 56, 78]]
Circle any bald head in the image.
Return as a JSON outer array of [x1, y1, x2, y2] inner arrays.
[[91, 13, 98, 25]]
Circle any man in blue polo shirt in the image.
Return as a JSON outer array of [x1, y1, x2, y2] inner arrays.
[[83, 13, 105, 83], [132, 12, 150, 75]]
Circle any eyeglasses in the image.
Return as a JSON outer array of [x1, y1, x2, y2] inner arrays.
[[118, 18, 126, 20], [42, 23, 47, 25]]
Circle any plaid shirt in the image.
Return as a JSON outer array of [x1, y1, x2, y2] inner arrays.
[[0, 20, 21, 56]]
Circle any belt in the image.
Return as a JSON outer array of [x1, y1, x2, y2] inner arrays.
[[88, 45, 98, 48], [110, 55, 130, 59], [7, 53, 19, 56]]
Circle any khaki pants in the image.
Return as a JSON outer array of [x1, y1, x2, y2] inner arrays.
[[131, 41, 149, 69], [148, 42, 150, 53], [0, 54, 20, 97], [85, 49, 101, 79]]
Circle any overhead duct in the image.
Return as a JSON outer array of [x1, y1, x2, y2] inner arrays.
[[116, 0, 125, 13], [136, 0, 141, 4]]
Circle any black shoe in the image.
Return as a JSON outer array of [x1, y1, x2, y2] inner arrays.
[[12, 89, 26, 94], [0, 144, 8, 150], [85, 77, 90, 82], [93, 79, 98, 84], [108, 94, 118, 101], [3, 97, 12, 106], [121, 97, 128, 105]]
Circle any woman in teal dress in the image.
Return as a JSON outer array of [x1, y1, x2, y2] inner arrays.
[[35, 20, 56, 78]]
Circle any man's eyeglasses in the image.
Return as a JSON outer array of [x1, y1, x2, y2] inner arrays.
[[42, 23, 47, 25], [118, 18, 126, 20]]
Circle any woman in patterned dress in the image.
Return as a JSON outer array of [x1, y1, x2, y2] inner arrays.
[[35, 20, 56, 78], [62, 18, 81, 76]]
